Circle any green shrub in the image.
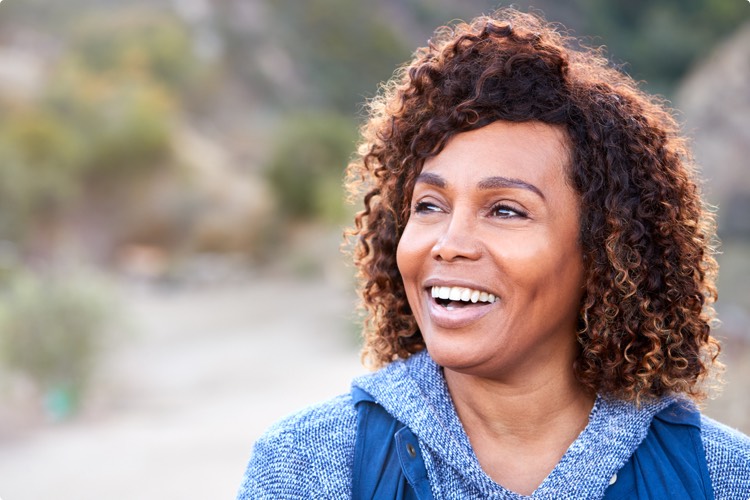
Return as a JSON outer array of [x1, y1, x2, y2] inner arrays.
[[0, 271, 114, 418], [268, 0, 409, 111], [43, 63, 175, 180], [266, 112, 356, 223], [0, 56, 176, 245], [71, 9, 198, 90], [0, 107, 86, 239]]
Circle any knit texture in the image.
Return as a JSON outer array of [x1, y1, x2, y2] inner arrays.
[[237, 351, 750, 499]]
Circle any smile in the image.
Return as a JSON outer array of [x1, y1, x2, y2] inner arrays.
[[425, 285, 497, 329], [430, 286, 497, 309]]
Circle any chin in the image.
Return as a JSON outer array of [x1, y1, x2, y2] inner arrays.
[[424, 341, 489, 373]]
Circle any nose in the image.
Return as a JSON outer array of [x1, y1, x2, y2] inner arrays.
[[430, 211, 482, 262]]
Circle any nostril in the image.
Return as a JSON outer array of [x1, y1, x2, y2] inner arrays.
[[431, 242, 482, 262], [430, 218, 482, 262]]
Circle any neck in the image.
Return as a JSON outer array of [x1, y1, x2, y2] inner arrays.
[[440, 342, 595, 495], [444, 362, 594, 442]]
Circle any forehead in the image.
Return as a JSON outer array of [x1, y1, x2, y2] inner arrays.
[[420, 121, 570, 189]]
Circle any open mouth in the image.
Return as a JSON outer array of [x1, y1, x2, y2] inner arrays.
[[430, 285, 496, 310]]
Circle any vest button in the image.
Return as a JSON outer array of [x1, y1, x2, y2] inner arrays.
[[406, 442, 417, 458], [609, 473, 617, 485]]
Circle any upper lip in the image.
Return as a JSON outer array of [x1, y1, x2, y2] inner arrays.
[[423, 278, 498, 296]]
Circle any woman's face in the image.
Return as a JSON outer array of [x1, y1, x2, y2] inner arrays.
[[396, 120, 585, 381]]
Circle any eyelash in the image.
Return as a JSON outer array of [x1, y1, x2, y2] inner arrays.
[[413, 201, 442, 214], [490, 203, 528, 219], [412, 201, 528, 219]]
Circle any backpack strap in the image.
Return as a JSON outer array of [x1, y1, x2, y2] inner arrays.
[[351, 387, 434, 500], [604, 400, 714, 499]]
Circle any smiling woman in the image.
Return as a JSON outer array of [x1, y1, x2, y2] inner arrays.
[[237, 8, 750, 499]]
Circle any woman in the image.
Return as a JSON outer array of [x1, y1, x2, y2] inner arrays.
[[237, 9, 750, 499]]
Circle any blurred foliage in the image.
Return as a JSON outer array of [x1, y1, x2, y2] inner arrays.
[[0, 107, 84, 239], [0, 0, 747, 254], [45, 63, 175, 180], [572, 0, 750, 96], [0, 75, 174, 245], [267, 0, 411, 111], [0, 9, 188, 250], [70, 10, 200, 91], [0, 270, 114, 417], [266, 112, 357, 223]]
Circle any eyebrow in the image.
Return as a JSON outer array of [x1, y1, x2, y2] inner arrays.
[[416, 172, 545, 199]]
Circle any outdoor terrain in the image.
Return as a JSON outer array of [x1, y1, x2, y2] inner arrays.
[[0, 270, 365, 500]]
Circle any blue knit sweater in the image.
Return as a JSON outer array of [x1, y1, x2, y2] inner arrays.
[[237, 351, 750, 499]]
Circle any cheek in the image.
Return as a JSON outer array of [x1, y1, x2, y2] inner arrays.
[[396, 226, 415, 281], [396, 222, 431, 286], [497, 230, 582, 293], [396, 225, 428, 326]]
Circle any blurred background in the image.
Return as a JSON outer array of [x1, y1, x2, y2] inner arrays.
[[0, 1, 748, 498]]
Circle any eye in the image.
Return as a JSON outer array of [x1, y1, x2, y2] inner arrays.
[[490, 203, 527, 218], [413, 200, 443, 214]]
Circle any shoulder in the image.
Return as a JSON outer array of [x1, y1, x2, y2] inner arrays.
[[700, 414, 750, 499], [260, 393, 358, 448], [236, 393, 358, 500], [700, 414, 750, 463]]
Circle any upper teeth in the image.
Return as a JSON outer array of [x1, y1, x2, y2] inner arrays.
[[431, 286, 496, 304]]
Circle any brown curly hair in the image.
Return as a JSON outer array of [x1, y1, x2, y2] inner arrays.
[[345, 8, 721, 403]]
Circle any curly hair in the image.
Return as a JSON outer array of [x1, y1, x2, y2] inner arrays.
[[345, 8, 721, 403]]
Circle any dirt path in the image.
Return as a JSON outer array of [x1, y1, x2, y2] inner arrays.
[[0, 276, 365, 500]]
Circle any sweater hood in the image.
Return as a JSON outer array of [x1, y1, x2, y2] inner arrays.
[[352, 350, 677, 499]]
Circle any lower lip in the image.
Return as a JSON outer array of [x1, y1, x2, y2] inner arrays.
[[425, 292, 496, 329]]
